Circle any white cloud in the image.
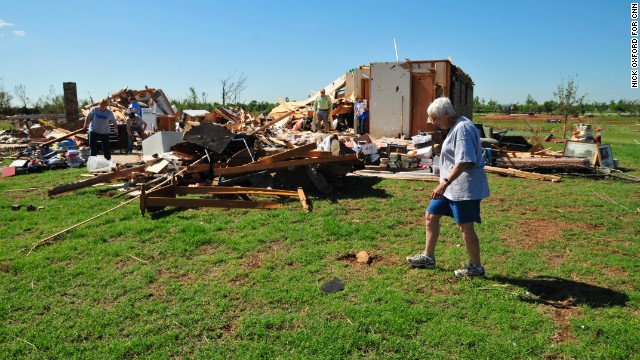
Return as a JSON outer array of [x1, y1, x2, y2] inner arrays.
[[0, 19, 15, 27], [13, 30, 26, 37]]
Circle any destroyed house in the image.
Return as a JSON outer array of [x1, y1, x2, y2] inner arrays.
[[351, 59, 474, 138]]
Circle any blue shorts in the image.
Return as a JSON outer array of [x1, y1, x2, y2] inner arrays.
[[427, 198, 482, 224]]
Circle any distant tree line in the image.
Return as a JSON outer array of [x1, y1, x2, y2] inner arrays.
[[0, 82, 66, 116], [1, 74, 635, 119], [0, 83, 278, 117], [170, 87, 277, 115], [474, 95, 640, 116]]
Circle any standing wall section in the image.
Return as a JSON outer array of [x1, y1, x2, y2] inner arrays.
[[369, 62, 411, 137], [449, 65, 474, 120]]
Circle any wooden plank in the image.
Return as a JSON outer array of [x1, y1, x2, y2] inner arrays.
[[250, 142, 317, 165], [297, 187, 310, 212], [269, 137, 288, 147], [277, 96, 294, 112], [256, 134, 274, 146], [40, 127, 87, 147], [146, 197, 282, 209], [484, 165, 561, 182], [175, 186, 299, 197], [184, 151, 337, 174], [261, 149, 332, 158], [48, 163, 150, 196], [184, 163, 223, 174], [215, 154, 357, 177], [248, 110, 294, 135]]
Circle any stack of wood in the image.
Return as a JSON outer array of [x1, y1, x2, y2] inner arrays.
[[491, 143, 588, 170]]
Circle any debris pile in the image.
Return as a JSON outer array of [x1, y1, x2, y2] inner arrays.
[[2, 82, 632, 218]]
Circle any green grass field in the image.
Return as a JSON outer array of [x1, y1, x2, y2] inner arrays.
[[1, 115, 639, 359]]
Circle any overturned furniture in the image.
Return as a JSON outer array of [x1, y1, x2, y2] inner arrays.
[[140, 180, 310, 215]]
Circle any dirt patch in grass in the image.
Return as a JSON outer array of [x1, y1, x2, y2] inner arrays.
[[228, 274, 247, 287], [501, 218, 600, 250], [159, 268, 194, 283], [546, 305, 581, 345], [601, 266, 629, 278], [149, 280, 165, 297], [336, 252, 377, 266], [408, 279, 458, 296], [544, 250, 570, 269], [114, 258, 133, 270], [96, 189, 118, 198], [237, 240, 286, 271], [194, 242, 223, 256], [501, 219, 563, 249]]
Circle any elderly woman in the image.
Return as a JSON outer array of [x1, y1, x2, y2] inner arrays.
[[406, 97, 490, 278]]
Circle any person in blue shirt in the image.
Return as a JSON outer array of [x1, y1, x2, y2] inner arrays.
[[84, 99, 118, 160], [128, 96, 142, 117], [406, 97, 490, 278], [354, 96, 368, 134]]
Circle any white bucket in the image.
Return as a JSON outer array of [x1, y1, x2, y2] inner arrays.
[[87, 156, 115, 172]]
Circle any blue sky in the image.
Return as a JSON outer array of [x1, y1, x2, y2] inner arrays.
[[0, 0, 637, 106]]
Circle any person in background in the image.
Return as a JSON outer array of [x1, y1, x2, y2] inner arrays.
[[125, 110, 147, 155], [313, 89, 332, 133], [84, 99, 117, 160], [128, 96, 142, 117], [594, 127, 602, 144], [406, 97, 490, 278], [354, 96, 369, 134]]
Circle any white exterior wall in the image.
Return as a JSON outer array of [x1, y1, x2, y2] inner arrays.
[[344, 71, 354, 100], [369, 62, 411, 138]]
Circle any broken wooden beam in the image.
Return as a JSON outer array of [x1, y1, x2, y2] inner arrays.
[[185, 153, 355, 175], [145, 197, 282, 210], [40, 127, 87, 147], [297, 187, 310, 212], [484, 165, 561, 182], [249, 142, 317, 165], [48, 162, 155, 196], [215, 154, 357, 177], [175, 186, 299, 197], [248, 110, 295, 135]]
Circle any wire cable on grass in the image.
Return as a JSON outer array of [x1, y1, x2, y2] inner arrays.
[[12, 335, 37, 349], [26, 155, 208, 254], [593, 191, 633, 212]]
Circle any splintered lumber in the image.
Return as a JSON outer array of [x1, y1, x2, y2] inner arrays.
[[262, 149, 333, 158], [140, 183, 307, 215], [48, 163, 150, 196], [352, 170, 439, 182], [484, 165, 561, 182], [277, 96, 294, 112], [250, 142, 317, 165], [175, 186, 299, 197], [40, 127, 86, 147], [144, 197, 282, 210], [494, 157, 589, 168], [248, 110, 295, 135], [215, 154, 357, 176], [297, 187, 310, 212]]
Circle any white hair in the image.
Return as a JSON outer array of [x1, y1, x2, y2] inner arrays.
[[427, 97, 456, 119]]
